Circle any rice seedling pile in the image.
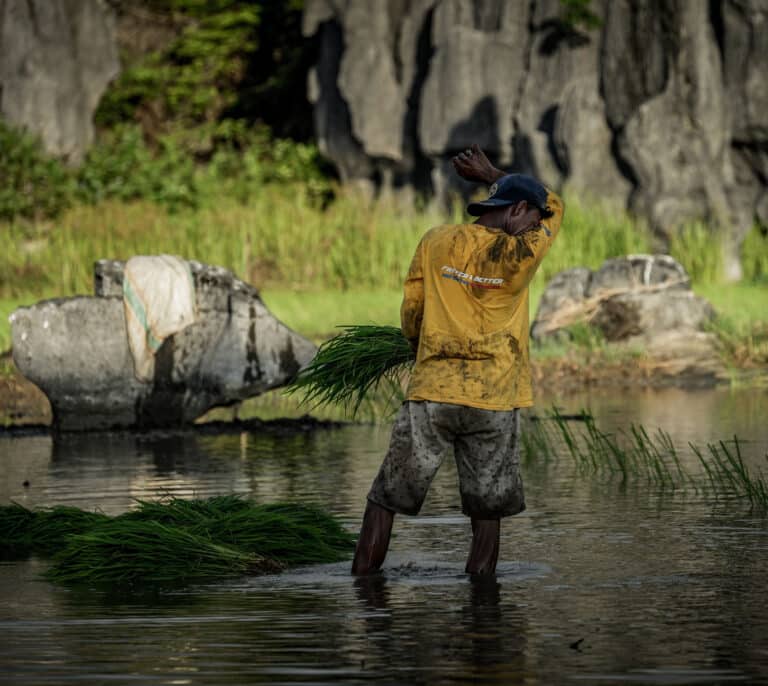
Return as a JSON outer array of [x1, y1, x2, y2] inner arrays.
[[0, 497, 356, 588], [0, 504, 109, 555], [47, 520, 270, 586], [286, 324, 415, 415]]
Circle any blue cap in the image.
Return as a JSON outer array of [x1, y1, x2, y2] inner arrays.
[[467, 173, 553, 217]]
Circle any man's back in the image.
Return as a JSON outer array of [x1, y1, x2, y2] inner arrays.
[[402, 193, 563, 410]]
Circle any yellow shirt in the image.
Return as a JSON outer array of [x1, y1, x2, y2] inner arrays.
[[401, 191, 564, 410]]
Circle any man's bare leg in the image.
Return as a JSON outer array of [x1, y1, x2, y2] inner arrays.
[[351, 501, 395, 575], [465, 518, 500, 575]]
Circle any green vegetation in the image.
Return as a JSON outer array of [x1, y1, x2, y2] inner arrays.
[[558, 0, 602, 31], [49, 519, 263, 586], [523, 411, 768, 512], [0, 120, 330, 221], [0, 121, 74, 221], [0, 496, 355, 588], [97, 1, 311, 140], [287, 325, 414, 416], [1, 186, 766, 369]]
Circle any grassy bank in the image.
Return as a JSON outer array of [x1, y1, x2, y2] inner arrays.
[[2, 188, 766, 360]]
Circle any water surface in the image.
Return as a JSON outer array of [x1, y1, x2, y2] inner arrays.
[[1, 386, 767, 684]]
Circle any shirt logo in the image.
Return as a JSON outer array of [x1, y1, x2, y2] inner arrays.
[[441, 265, 504, 289]]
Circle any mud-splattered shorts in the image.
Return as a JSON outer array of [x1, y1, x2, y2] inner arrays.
[[367, 401, 525, 519]]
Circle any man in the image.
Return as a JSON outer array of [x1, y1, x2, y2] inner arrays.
[[352, 145, 564, 576]]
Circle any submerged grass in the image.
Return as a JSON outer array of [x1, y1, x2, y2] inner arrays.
[[691, 439, 768, 507], [524, 410, 768, 512], [124, 496, 356, 565], [0, 497, 356, 588]]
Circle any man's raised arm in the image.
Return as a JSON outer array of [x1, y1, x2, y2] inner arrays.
[[451, 144, 505, 185]]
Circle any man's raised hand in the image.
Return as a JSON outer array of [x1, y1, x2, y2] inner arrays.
[[451, 144, 505, 185]]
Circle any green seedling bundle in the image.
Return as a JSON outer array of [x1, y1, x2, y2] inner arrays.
[[0, 497, 355, 588], [286, 324, 415, 416]]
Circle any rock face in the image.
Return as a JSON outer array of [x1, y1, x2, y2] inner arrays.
[[531, 254, 724, 384], [303, 0, 768, 279], [0, 0, 119, 163], [10, 260, 316, 431], [531, 254, 714, 343]]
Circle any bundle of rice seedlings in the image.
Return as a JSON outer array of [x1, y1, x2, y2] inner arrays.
[[201, 503, 356, 565], [0, 503, 37, 554], [0, 504, 109, 555], [46, 519, 281, 587], [27, 507, 111, 554], [125, 498, 355, 565], [122, 494, 251, 526], [8, 497, 354, 587], [286, 324, 415, 415]]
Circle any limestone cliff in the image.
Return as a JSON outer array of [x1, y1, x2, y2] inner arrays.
[[0, 0, 119, 164], [303, 0, 768, 280]]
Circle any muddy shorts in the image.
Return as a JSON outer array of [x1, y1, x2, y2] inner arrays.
[[367, 401, 525, 519]]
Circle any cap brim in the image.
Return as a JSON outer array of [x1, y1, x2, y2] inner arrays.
[[466, 198, 514, 216], [467, 198, 553, 218]]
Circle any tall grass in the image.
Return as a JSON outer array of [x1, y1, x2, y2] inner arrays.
[[540, 194, 650, 281], [0, 188, 656, 301], [2, 187, 766, 353], [0, 189, 436, 300]]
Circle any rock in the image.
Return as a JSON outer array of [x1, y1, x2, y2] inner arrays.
[[529, 267, 591, 342], [303, 0, 767, 278], [586, 254, 689, 296], [0, 0, 119, 164], [10, 260, 316, 431], [531, 254, 715, 343], [590, 290, 714, 342]]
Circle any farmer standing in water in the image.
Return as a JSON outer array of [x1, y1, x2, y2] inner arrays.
[[352, 145, 564, 575]]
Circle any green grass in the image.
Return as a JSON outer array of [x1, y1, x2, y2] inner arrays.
[[47, 519, 266, 586], [1, 189, 765, 366], [263, 289, 402, 341], [696, 283, 768, 331]]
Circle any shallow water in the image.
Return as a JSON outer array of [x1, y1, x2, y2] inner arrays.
[[1, 386, 767, 685]]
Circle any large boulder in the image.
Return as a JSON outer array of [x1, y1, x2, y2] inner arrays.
[[0, 0, 119, 164], [531, 254, 723, 384], [531, 254, 715, 343], [10, 260, 316, 431]]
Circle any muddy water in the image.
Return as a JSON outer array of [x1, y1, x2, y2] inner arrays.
[[1, 386, 767, 685]]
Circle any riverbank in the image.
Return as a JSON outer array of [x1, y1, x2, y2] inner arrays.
[[3, 335, 766, 428], [3, 194, 766, 426], [3, 287, 767, 427]]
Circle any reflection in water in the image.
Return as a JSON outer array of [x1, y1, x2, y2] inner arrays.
[[0, 386, 767, 684], [351, 574, 527, 683]]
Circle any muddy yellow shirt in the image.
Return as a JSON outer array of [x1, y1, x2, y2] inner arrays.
[[401, 191, 564, 410]]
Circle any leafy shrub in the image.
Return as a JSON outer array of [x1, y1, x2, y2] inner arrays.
[[196, 123, 332, 203], [97, 1, 311, 140], [0, 122, 73, 221], [97, 2, 260, 129], [76, 125, 198, 209]]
